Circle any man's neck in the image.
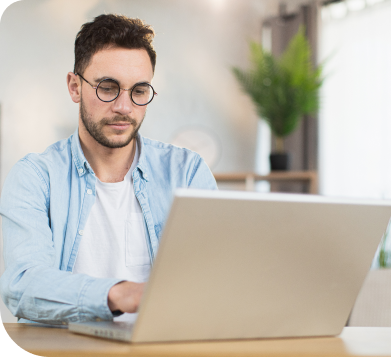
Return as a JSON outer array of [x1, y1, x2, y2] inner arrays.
[[79, 130, 137, 183]]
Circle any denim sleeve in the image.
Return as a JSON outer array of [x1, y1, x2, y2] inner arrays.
[[0, 160, 122, 324], [188, 155, 218, 190]]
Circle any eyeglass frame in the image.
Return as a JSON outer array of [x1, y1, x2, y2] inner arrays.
[[75, 73, 157, 106]]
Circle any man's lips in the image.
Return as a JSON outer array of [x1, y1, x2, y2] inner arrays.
[[107, 123, 131, 130]]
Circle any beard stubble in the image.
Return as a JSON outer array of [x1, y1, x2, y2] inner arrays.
[[80, 97, 144, 149]]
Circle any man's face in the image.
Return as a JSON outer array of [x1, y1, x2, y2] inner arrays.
[[79, 47, 154, 149]]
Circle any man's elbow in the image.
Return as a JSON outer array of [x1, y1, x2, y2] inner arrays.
[[0, 267, 28, 318]]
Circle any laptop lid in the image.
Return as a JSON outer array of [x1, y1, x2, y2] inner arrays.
[[130, 189, 391, 342]]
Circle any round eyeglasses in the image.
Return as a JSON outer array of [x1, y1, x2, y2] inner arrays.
[[76, 73, 157, 106]]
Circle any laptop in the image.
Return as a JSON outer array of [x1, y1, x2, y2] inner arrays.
[[69, 189, 391, 343]]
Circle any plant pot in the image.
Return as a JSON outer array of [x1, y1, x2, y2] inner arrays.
[[269, 153, 290, 171]]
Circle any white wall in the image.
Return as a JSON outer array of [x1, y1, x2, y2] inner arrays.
[[319, 0, 391, 198]]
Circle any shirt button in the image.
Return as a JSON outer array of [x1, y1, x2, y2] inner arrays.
[[79, 230, 84, 236], [87, 189, 92, 195], [78, 168, 84, 174]]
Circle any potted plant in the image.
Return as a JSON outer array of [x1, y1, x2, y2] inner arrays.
[[232, 26, 323, 170]]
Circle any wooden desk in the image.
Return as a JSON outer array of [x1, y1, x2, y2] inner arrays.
[[213, 171, 318, 194], [4, 324, 391, 357]]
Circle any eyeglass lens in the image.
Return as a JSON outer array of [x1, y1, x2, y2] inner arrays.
[[131, 83, 154, 105], [96, 79, 154, 105]]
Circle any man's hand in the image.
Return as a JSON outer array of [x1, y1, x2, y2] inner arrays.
[[107, 281, 145, 313]]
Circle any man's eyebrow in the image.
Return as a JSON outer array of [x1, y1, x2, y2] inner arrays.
[[93, 76, 151, 86], [94, 76, 112, 83]]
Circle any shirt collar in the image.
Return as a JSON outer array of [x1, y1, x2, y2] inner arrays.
[[71, 127, 149, 181], [71, 127, 90, 177], [135, 133, 149, 181]]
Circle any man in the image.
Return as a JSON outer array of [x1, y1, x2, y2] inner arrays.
[[0, 14, 217, 324]]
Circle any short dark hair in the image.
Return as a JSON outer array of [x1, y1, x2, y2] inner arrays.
[[74, 14, 156, 75]]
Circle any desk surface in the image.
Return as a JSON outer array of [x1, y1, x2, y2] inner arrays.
[[4, 324, 391, 357]]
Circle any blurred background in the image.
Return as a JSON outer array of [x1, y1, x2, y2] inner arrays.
[[1, 0, 391, 323]]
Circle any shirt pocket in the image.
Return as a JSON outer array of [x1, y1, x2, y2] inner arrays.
[[125, 213, 150, 267]]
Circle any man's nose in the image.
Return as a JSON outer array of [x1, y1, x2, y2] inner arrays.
[[112, 89, 133, 115]]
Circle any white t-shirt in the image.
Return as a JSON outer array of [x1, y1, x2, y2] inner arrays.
[[73, 143, 151, 321]]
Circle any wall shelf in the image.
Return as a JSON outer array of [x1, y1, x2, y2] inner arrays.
[[213, 171, 318, 194]]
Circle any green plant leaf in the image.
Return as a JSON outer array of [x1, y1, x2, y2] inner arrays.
[[232, 26, 323, 138], [379, 230, 391, 268]]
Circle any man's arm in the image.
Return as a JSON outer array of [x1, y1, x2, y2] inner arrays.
[[0, 159, 122, 324]]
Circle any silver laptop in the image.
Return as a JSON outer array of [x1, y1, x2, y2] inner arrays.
[[69, 189, 391, 343]]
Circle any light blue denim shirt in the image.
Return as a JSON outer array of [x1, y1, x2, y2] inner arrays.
[[0, 128, 217, 324]]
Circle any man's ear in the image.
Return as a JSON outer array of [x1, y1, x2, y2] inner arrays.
[[67, 72, 81, 103]]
